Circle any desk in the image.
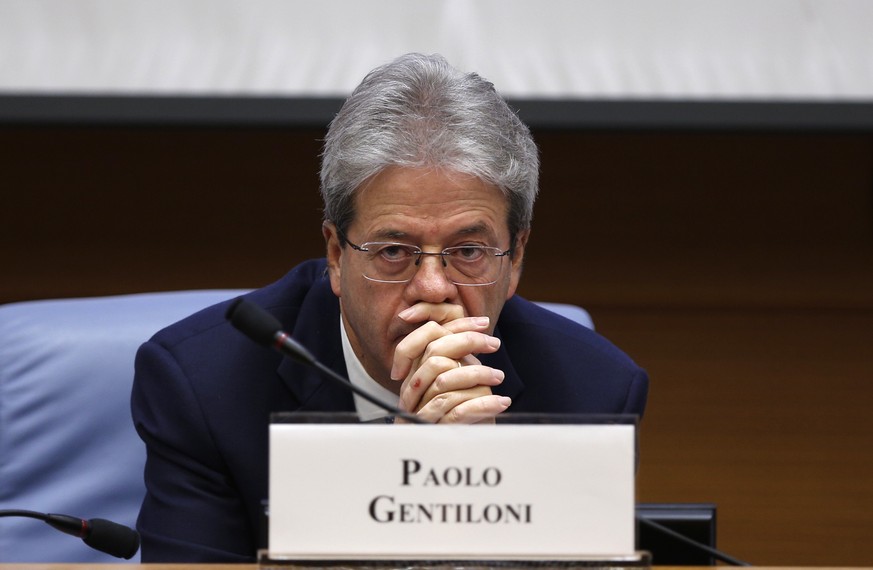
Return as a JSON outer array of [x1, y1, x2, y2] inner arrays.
[[0, 563, 860, 570], [6, 566, 250, 570], [0, 564, 670, 570]]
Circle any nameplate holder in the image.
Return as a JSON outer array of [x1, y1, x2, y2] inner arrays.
[[266, 413, 640, 567]]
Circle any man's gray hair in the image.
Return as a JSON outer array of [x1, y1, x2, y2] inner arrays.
[[320, 53, 539, 245]]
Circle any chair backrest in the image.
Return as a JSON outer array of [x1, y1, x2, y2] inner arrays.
[[535, 302, 594, 330], [0, 291, 591, 562], [0, 290, 247, 562]]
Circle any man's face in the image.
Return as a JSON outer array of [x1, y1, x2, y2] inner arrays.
[[323, 166, 528, 392]]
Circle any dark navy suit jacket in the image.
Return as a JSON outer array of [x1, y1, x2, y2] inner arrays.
[[131, 258, 648, 562]]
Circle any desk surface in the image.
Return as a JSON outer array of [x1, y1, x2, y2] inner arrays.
[[3, 566, 866, 570]]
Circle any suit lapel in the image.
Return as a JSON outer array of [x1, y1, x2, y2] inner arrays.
[[479, 322, 525, 400], [275, 278, 355, 413]]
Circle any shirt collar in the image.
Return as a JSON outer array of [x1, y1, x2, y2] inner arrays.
[[339, 313, 400, 422]]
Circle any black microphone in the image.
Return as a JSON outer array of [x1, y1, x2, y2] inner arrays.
[[0, 509, 140, 559], [225, 297, 426, 424]]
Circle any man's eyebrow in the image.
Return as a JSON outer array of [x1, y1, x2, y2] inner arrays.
[[370, 223, 495, 242], [456, 222, 492, 237], [370, 229, 409, 241]]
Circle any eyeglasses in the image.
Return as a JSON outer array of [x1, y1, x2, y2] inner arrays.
[[342, 234, 511, 286]]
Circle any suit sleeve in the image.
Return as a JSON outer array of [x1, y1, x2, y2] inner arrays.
[[621, 368, 650, 419], [131, 339, 256, 562]]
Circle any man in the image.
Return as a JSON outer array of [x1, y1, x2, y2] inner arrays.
[[131, 53, 648, 561]]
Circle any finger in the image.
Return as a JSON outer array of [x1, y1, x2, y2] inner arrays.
[[441, 316, 490, 334], [395, 329, 499, 384], [416, 389, 512, 424], [398, 355, 460, 412], [391, 321, 446, 381], [438, 394, 512, 424], [419, 364, 505, 408], [415, 385, 490, 419], [419, 330, 501, 364], [400, 359, 501, 412], [390, 317, 491, 381], [398, 303, 465, 325]]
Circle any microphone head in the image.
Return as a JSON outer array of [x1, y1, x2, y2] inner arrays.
[[83, 518, 140, 560], [226, 297, 282, 347]]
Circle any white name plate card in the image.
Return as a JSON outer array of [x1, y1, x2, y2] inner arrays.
[[268, 420, 635, 561]]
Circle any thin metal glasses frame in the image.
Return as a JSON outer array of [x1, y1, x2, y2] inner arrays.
[[340, 233, 511, 287]]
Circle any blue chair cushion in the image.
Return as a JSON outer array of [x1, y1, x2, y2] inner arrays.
[[0, 290, 247, 562]]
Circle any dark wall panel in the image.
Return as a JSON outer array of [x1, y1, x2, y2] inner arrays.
[[2, 125, 872, 565]]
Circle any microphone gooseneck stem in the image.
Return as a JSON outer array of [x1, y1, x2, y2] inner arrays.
[[269, 330, 425, 424], [290, 336, 426, 425], [227, 297, 426, 424], [0, 510, 47, 521], [0, 510, 89, 539], [0, 509, 141, 559]]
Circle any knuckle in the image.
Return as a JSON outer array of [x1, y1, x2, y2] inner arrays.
[[432, 393, 453, 411], [444, 406, 463, 424], [426, 321, 448, 335], [432, 392, 450, 406], [432, 374, 447, 392], [422, 353, 443, 370]]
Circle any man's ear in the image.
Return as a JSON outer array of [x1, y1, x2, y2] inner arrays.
[[506, 229, 530, 299], [322, 221, 343, 297]]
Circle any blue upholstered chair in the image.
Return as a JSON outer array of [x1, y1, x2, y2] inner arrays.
[[0, 290, 247, 562], [536, 302, 594, 331], [0, 291, 591, 562]]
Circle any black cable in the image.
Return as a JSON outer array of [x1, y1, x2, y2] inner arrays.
[[637, 515, 750, 566], [0, 509, 45, 521], [309, 357, 425, 424]]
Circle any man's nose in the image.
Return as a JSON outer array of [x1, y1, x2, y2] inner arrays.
[[407, 253, 456, 301]]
